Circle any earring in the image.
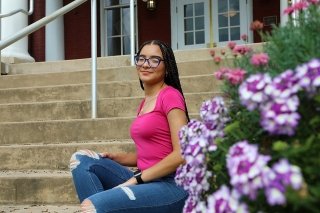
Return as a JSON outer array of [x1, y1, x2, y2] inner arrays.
[[165, 72, 168, 77]]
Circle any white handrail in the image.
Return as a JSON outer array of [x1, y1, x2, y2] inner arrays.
[[91, 0, 97, 119], [0, 0, 87, 50], [0, 0, 34, 18]]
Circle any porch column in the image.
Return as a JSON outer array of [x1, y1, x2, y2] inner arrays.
[[45, 0, 64, 61], [280, 0, 289, 26], [1, 0, 34, 63]]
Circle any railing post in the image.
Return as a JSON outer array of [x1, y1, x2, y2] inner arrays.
[[130, 0, 135, 66], [91, 0, 97, 119]]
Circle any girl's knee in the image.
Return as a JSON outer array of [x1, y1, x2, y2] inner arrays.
[[69, 149, 100, 171], [81, 199, 97, 213]]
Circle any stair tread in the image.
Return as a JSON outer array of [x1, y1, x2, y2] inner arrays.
[[0, 204, 81, 213], [0, 169, 71, 178], [0, 139, 134, 147]]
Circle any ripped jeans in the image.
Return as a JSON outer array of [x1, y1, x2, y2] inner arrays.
[[70, 150, 188, 213]]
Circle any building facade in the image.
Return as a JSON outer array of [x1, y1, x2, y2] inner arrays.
[[1, 0, 286, 62]]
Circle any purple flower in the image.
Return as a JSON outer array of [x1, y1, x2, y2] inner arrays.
[[200, 97, 229, 140], [272, 159, 303, 190], [295, 58, 320, 95], [206, 185, 248, 213], [176, 120, 213, 202], [260, 96, 300, 136], [261, 166, 287, 205], [227, 141, 270, 199], [239, 73, 272, 111], [264, 69, 301, 99]]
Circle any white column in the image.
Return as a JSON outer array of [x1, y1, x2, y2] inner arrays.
[[45, 0, 64, 61], [1, 0, 34, 63], [280, 0, 289, 26]]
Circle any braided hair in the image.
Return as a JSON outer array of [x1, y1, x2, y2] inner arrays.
[[135, 40, 190, 121]]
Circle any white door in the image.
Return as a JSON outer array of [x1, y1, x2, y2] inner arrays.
[[172, 0, 209, 49], [212, 0, 251, 46], [171, 0, 251, 49]]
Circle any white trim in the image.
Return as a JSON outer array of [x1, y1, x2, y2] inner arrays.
[[45, 0, 65, 61], [170, 0, 178, 50]]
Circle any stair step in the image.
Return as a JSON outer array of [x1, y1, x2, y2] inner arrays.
[[0, 204, 81, 213], [1, 59, 220, 89], [0, 92, 221, 122], [0, 118, 133, 145], [0, 74, 221, 104], [0, 170, 77, 204], [0, 140, 135, 170]]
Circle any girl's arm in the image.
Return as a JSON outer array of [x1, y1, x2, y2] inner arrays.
[[100, 151, 137, 167]]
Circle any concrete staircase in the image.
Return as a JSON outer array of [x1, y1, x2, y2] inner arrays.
[[0, 48, 223, 212]]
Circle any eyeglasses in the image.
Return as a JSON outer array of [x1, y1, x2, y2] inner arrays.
[[134, 55, 165, 68]]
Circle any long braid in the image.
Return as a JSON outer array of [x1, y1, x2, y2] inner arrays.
[[136, 40, 190, 122]]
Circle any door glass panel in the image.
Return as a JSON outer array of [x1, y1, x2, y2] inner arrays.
[[195, 31, 205, 44], [218, 0, 228, 13], [108, 37, 121, 55], [230, 12, 240, 26], [230, 27, 240, 40], [219, 28, 228, 42], [217, 0, 241, 42], [230, 0, 239, 10], [195, 3, 204, 16], [195, 17, 204, 30], [123, 36, 130, 54], [185, 32, 194, 45], [183, 2, 205, 46], [184, 4, 193, 17], [218, 14, 228, 27], [106, 9, 120, 36], [122, 7, 130, 35], [185, 18, 194, 31], [104, 1, 136, 56]]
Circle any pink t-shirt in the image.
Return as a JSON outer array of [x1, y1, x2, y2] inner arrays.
[[130, 86, 186, 171]]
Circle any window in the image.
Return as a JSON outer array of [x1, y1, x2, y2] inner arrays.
[[103, 0, 136, 56]]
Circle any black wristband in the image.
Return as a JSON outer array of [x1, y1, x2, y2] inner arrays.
[[134, 171, 144, 184]]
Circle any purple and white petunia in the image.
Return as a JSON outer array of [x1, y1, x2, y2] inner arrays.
[[295, 58, 320, 95], [206, 185, 248, 213], [200, 97, 229, 140], [264, 69, 301, 99], [239, 73, 272, 111], [260, 96, 300, 136], [227, 141, 271, 199]]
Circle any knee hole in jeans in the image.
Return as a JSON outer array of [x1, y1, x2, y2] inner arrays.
[[81, 199, 97, 213], [69, 149, 100, 171]]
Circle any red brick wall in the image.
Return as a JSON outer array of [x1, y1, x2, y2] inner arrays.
[[28, 0, 45, 62], [63, 0, 101, 60], [137, 0, 171, 48], [253, 0, 280, 42]]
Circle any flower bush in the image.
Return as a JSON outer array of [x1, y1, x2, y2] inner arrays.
[[175, 1, 320, 212]]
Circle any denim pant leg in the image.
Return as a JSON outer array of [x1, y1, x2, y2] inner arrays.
[[70, 150, 134, 202], [86, 177, 188, 213]]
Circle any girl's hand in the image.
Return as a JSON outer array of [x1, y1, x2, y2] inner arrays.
[[114, 178, 137, 188]]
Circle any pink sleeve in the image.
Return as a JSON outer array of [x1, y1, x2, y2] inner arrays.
[[161, 88, 186, 115]]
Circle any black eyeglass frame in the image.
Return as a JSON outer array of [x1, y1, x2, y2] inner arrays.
[[134, 55, 165, 69]]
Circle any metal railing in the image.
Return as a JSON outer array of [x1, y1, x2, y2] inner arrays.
[[0, 0, 34, 18], [0, 0, 136, 119]]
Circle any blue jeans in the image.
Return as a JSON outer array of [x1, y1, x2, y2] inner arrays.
[[70, 150, 188, 213]]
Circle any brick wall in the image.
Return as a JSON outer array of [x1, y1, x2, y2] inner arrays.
[[137, 0, 171, 47], [28, 0, 45, 62]]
